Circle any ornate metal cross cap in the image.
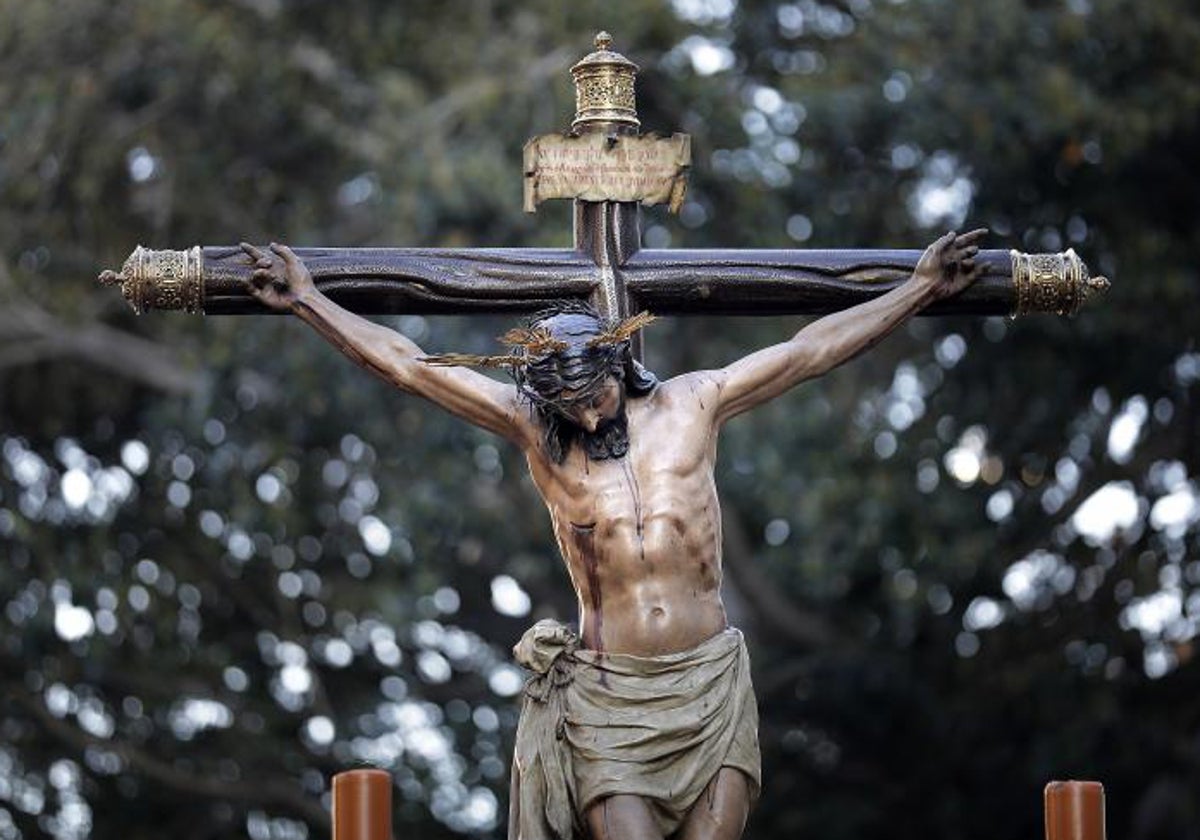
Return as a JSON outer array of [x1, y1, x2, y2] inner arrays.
[[570, 31, 640, 134], [97, 244, 204, 315], [1011, 248, 1110, 317]]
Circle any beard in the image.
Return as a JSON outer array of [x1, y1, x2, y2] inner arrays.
[[534, 389, 633, 464], [579, 410, 630, 461]]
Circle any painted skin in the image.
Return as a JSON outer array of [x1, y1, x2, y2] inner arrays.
[[534, 375, 728, 656], [240, 229, 986, 840]]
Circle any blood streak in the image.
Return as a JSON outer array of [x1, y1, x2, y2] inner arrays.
[[620, 460, 646, 562], [571, 522, 604, 652]]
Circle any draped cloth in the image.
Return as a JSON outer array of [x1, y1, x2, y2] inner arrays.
[[508, 619, 761, 840]]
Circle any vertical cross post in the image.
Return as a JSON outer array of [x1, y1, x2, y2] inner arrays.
[[575, 199, 644, 360], [553, 31, 673, 362]]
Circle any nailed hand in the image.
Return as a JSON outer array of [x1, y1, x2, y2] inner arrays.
[[914, 228, 988, 300], [238, 241, 314, 312]]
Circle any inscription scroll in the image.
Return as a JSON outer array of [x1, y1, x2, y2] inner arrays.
[[523, 133, 691, 213]]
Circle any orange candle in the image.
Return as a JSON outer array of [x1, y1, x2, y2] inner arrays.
[[332, 768, 393, 840], [1044, 780, 1105, 840]]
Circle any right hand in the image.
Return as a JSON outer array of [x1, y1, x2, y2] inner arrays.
[[239, 241, 315, 312], [911, 228, 988, 301]]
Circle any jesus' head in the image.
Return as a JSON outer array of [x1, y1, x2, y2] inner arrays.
[[420, 300, 658, 462], [512, 302, 658, 463]]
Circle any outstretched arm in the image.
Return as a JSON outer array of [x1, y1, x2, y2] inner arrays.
[[241, 242, 534, 446], [705, 229, 987, 424]]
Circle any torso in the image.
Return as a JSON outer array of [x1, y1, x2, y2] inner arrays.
[[524, 374, 728, 657]]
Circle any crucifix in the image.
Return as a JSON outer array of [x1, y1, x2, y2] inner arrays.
[[99, 32, 1108, 840], [98, 31, 1107, 329]]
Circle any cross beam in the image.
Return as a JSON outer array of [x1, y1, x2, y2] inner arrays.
[[99, 32, 1108, 334], [101, 240, 1103, 319]]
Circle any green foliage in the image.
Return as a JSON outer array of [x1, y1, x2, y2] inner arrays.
[[2, 1, 1198, 838]]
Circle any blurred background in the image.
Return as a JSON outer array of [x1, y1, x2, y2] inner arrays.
[[1, 0, 1198, 838]]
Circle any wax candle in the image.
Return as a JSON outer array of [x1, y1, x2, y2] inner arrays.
[[332, 768, 393, 840], [1044, 780, 1105, 840]]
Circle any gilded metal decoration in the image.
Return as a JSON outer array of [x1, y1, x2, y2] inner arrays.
[[1010, 248, 1110, 317], [98, 245, 204, 314], [571, 31, 640, 132]]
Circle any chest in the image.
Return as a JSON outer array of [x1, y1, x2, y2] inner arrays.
[[533, 411, 716, 525]]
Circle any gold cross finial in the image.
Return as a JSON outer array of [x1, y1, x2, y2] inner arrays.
[[570, 31, 640, 133]]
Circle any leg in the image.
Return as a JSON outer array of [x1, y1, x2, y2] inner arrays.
[[676, 768, 753, 840], [585, 794, 663, 840]]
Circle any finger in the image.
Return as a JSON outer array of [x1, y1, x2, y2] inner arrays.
[[270, 242, 300, 266], [256, 257, 273, 269], [240, 241, 269, 262], [961, 257, 976, 271], [956, 227, 989, 245], [963, 245, 979, 258]]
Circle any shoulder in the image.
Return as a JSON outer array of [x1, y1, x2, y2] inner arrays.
[[652, 370, 723, 415]]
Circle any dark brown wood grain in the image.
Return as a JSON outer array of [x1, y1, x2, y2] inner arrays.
[[200, 245, 1018, 317]]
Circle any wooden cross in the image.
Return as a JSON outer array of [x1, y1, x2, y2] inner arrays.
[[99, 32, 1109, 355]]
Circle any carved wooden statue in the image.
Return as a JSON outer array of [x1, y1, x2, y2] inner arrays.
[[99, 33, 1107, 840]]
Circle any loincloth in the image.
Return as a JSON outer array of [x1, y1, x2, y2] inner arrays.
[[507, 619, 761, 840]]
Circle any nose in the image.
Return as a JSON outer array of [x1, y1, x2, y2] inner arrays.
[[580, 410, 600, 432]]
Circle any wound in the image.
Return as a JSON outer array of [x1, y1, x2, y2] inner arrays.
[[571, 522, 604, 655]]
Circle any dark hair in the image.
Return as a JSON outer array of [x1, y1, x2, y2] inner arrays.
[[512, 301, 657, 463]]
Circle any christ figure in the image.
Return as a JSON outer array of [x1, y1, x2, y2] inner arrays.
[[239, 227, 986, 840]]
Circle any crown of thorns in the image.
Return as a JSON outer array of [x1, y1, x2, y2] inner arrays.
[[420, 310, 656, 370]]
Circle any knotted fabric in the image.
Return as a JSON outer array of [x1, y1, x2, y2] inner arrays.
[[508, 619, 761, 840]]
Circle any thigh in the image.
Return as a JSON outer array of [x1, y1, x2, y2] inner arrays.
[[586, 794, 663, 840], [676, 767, 753, 840]]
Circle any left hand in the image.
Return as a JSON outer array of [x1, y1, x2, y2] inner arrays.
[[239, 241, 314, 312], [913, 228, 988, 300]]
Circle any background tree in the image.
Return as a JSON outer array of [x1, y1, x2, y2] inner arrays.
[[1, 1, 1197, 838]]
